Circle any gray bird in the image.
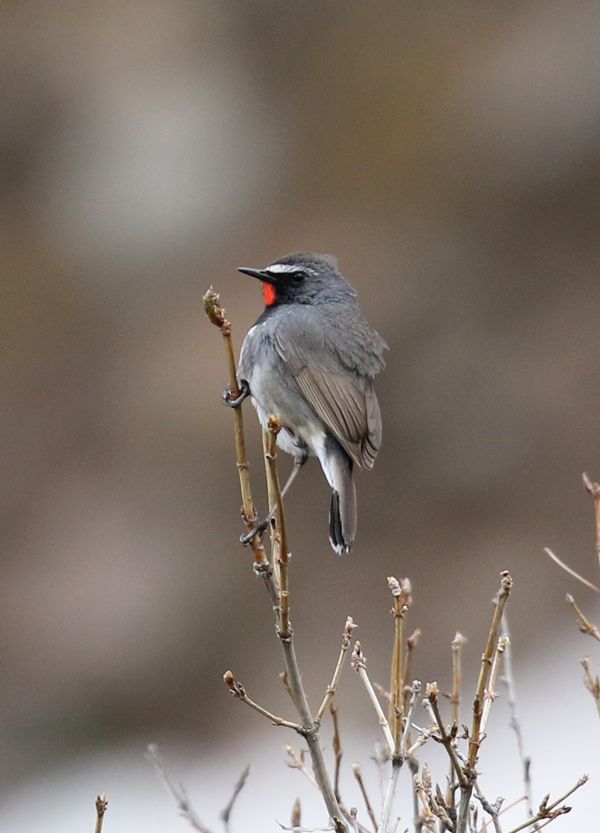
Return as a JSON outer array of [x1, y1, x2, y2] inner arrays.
[[227, 252, 387, 554]]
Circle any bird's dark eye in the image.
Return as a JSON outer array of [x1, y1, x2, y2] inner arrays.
[[290, 271, 305, 283]]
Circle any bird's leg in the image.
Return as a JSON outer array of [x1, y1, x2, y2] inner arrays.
[[240, 453, 307, 545], [222, 379, 250, 408]]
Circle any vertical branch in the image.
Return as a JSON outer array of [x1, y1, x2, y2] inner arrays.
[[264, 417, 289, 637], [582, 472, 600, 571], [501, 613, 534, 823], [457, 572, 513, 833], [388, 577, 412, 754], [203, 288, 267, 568], [467, 571, 513, 774]]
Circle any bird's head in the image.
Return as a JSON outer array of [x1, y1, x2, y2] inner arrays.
[[238, 252, 356, 307]]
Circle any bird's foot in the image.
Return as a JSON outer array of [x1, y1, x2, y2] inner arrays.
[[222, 380, 250, 408], [240, 518, 269, 545]]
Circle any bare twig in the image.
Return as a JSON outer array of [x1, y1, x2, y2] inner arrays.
[[480, 636, 508, 737], [473, 781, 504, 833], [581, 657, 600, 716], [388, 576, 411, 753], [203, 288, 265, 563], [424, 682, 467, 788], [504, 775, 588, 833], [220, 765, 250, 832], [402, 629, 421, 714], [457, 572, 513, 833], [352, 764, 378, 833], [451, 632, 466, 728], [582, 472, 600, 570], [95, 795, 108, 833], [330, 704, 343, 803], [543, 548, 600, 594], [565, 593, 600, 642], [467, 572, 513, 773], [285, 746, 318, 790], [317, 617, 357, 721], [378, 762, 401, 833], [501, 614, 534, 825], [223, 671, 303, 731], [265, 417, 291, 637], [479, 797, 527, 833], [147, 744, 213, 833], [352, 642, 395, 754], [401, 680, 421, 756]]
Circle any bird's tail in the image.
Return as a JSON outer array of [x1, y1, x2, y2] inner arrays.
[[321, 438, 356, 554]]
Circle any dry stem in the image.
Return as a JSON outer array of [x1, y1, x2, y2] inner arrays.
[[352, 764, 378, 833], [504, 775, 588, 833], [147, 743, 213, 833], [501, 614, 534, 824], [203, 288, 265, 563], [387, 576, 411, 753], [223, 671, 303, 731], [565, 593, 600, 642], [581, 657, 600, 716], [425, 682, 467, 788], [352, 642, 395, 754], [317, 617, 357, 721], [330, 704, 343, 803], [543, 548, 600, 594], [265, 417, 290, 637], [480, 636, 508, 737], [582, 472, 600, 570], [220, 765, 250, 832], [95, 795, 108, 833]]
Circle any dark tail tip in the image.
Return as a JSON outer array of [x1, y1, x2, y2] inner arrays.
[[329, 490, 352, 555]]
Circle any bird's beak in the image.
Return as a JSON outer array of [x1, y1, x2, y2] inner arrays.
[[237, 267, 279, 285]]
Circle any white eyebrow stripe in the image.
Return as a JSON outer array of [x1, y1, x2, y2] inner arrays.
[[266, 263, 299, 273], [266, 263, 318, 276]]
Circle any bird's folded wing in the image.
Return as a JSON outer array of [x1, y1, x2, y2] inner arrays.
[[273, 319, 382, 469]]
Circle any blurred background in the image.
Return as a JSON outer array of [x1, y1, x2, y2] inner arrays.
[[2, 1, 600, 830]]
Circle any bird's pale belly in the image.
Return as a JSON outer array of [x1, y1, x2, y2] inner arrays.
[[247, 363, 326, 461]]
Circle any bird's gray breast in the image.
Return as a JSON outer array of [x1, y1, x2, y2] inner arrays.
[[238, 321, 326, 458]]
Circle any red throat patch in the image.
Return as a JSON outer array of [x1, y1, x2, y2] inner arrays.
[[263, 283, 277, 306]]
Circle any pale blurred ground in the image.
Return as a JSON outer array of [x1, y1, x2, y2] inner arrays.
[[2, 2, 600, 831]]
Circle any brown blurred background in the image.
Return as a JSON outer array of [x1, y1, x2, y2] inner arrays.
[[2, 2, 600, 830]]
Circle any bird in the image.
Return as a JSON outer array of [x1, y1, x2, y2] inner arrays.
[[225, 252, 387, 554]]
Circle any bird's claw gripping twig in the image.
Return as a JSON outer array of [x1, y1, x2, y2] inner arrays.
[[222, 380, 250, 408], [240, 518, 270, 545]]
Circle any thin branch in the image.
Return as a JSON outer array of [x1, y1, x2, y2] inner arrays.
[[265, 417, 290, 637], [402, 629, 421, 714], [352, 642, 395, 754], [467, 572, 513, 773], [317, 617, 357, 721], [565, 593, 600, 642], [581, 657, 600, 716], [504, 775, 588, 833], [424, 682, 467, 788], [473, 781, 504, 833], [223, 671, 303, 731], [388, 576, 411, 752], [582, 472, 600, 571], [147, 744, 213, 833], [480, 636, 508, 737], [203, 288, 265, 564], [285, 746, 318, 790], [220, 766, 250, 832], [330, 704, 343, 803], [352, 764, 378, 833], [458, 572, 513, 833], [378, 762, 401, 833], [95, 795, 108, 833], [401, 680, 421, 756], [543, 548, 600, 594], [501, 614, 534, 825], [479, 797, 527, 833]]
